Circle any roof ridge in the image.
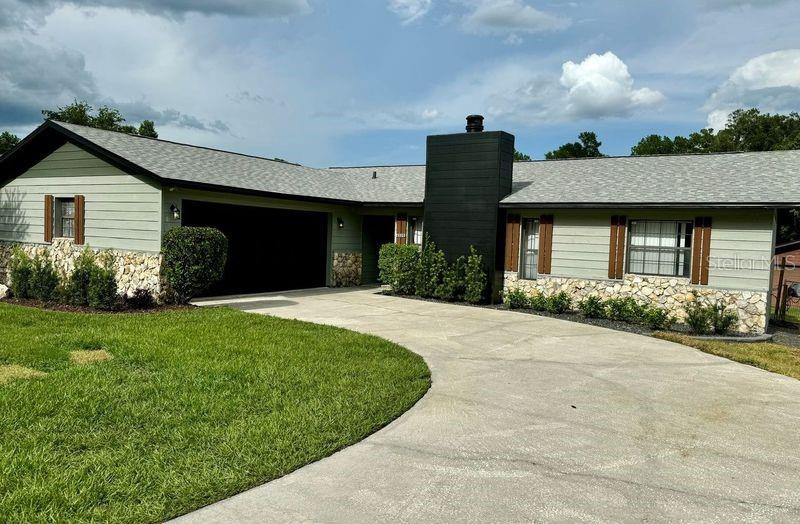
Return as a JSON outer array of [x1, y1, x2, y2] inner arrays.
[[328, 164, 426, 169], [49, 120, 305, 168], [513, 149, 799, 163]]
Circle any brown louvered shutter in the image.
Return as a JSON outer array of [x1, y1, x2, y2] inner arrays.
[[504, 214, 521, 272], [608, 215, 627, 279], [44, 195, 54, 243], [537, 215, 554, 275], [74, 195, 85, 245], [691, 217, 712, 285], [395, 214, 408, 245]]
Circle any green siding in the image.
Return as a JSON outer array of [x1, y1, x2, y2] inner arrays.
[[511, 208, 775, 293], [0, 143, 162, 252]]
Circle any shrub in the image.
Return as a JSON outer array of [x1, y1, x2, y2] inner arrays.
[[67, 248, 97, 306], [162, 227, 228, 304], [9, 247, 33, 299], [505, 287, 529, 309], [711, 301, 739, 335], [546, 291, 572, 314], [578, 295, 605, 318], [528, 293, 548, 311], [643, 307, 673, 330], [378, 243, 419, 295], [435, 256, 466, 301], [464, 246, 487, 304], [29, 252, 60, 302], [125, 288, 156, 310], [416, 235, 447, 298], [605, 297, 645, 323], [685, 302, 713, 335], [87, 253, 118, 310]]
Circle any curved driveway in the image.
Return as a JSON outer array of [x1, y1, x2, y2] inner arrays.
[[182, 287, 800, 522]]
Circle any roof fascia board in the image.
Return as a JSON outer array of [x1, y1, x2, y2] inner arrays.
[[499, 202, 798, 209]]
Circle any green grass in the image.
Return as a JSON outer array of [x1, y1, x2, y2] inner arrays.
[[785, 305, 800, 324], [654, 332, 800, 380], [0, 303, 430, 523]]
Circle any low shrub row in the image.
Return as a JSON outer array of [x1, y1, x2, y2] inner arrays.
[[378, 235, 488, 304], [9, 248, 128, 310], [505, 288, 741, 335]]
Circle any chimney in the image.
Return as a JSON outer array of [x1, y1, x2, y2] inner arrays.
[[423, 115, 514, 303], [466, 114, 484, 133]]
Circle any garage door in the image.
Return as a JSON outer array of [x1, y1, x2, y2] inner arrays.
[[182, 200, 328, 296]]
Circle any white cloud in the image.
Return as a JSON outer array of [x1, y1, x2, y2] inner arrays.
[[0, 0, 311, 28], [461, 0, 570, 35], [503, 33, 523, 45], [387, 0, 432, 24], [704, 49, 800, 129], [559, 52, 665, 119]]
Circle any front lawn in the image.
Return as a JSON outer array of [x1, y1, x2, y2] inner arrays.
[[655, 332, 800, 380], [0, 304, 430, 523]]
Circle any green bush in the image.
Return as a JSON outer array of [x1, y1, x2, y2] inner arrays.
[[416, 235, 447, 298], [605, 297, 645, 323], [685, 302, 714, 335], [9, 247, 33, 299], [546, 291, 572, 314], [643, 307, 673, 330], [711, 301, 739, 335], [162, 227, 228, 304], [578, 296, 605, 318], [504, 287, 529, 309], [125, 288, 156, 310], [464, 246, 486, 304], [29, 252, 60, 302], [435, 256, 466, 301], [87, 253, 118, 310], [67, 248, 97, 306], [529, 293, 548, 311], [378, 243, 419, 295]]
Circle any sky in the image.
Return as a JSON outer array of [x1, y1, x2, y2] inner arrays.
[[1, 0, 799, 167]]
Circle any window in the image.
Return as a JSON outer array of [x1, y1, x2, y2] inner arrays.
[[627, 220, 693, 277], [520, 217, 539, 279], [408, 217, 424, 245], [55, 198, 75, 238]]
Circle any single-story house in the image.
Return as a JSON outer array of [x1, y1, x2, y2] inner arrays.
[[1, 116, 797, 333]]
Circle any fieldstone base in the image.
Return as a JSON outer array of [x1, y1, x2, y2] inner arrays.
[[332, 252, 362, 287], [0, 239, 162, 298], [504, 272, 768, 334]]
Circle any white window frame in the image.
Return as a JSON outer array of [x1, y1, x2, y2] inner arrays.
[[519, 217, 539, 280], [626, 219, 693, 278], [54, 197, 75, 239]]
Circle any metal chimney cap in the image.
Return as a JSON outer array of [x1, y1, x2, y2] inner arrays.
[[466, 114, 484, 133]]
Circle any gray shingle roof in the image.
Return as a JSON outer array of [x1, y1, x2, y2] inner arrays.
[[51, 121, 800, 207], [505, 151, 800, 207]]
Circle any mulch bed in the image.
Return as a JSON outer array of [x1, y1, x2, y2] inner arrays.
[[0, 297, 193, 315]]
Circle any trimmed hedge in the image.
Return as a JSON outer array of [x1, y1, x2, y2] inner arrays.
[[162, 227, 228, 304]]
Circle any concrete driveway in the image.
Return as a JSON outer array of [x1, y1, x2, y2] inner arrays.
[[181, 287, 800, 522]]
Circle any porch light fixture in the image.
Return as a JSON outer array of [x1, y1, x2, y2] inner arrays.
[[337, 217, 344, 229], [170, 204, 181, 221]]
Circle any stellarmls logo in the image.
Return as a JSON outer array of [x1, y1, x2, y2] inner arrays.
[[707, 255, 797, 272]]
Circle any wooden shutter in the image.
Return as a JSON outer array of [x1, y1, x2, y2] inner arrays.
[[74, 195, 85, 245], [537, 215, 554, 275], [691, 217, 712, 285], [504, 214, 521, 272], [395, 214, 408, 245], [608, 215, 627, 279], [44, 195, 54, 243]]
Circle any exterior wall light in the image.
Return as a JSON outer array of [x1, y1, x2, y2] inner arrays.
[[337, 217, 344, 229], [170, 204, 181, 221]]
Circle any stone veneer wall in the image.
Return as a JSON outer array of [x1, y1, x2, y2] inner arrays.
[[0, 239, 161, 297], [331, 252, 362, 287], [504, 272, 769, 334]]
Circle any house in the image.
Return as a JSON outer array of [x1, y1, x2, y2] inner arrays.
[[1, 116, 797, 333]]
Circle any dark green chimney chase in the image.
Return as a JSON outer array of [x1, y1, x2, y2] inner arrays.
[[422, 117, 514, 302]]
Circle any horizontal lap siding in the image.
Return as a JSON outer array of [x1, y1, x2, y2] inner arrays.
[[0, 143, 162, 252], [508, 208, 775, 293]]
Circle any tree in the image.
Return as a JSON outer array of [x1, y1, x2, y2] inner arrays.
[[42, 100, 159, 137], [0, 131, 20, 155], [513, 149, 532, 161], [545, 131, 604, 160]]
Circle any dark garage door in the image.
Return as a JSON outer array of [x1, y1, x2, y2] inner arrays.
[[183, 200, 328, 296]]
